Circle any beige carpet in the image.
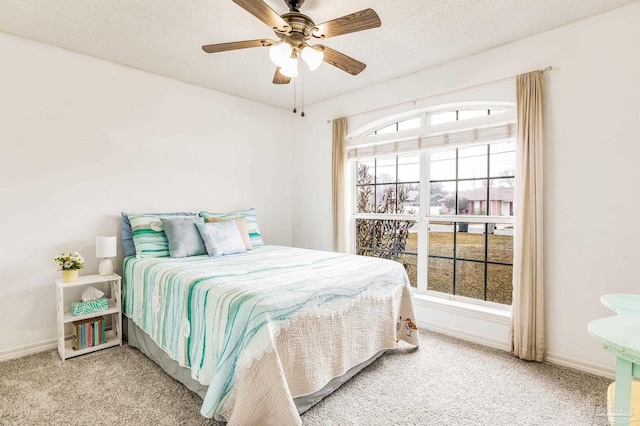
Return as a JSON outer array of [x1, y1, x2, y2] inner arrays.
[[0, 330, 611, 425]]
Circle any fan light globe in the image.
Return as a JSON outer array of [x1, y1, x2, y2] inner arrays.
[[280, 58, 298, 78], [269, 43, 293, 68], [301, 46, 324, 71]]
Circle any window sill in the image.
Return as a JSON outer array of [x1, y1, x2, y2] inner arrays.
[[412, 292, 512, 325]]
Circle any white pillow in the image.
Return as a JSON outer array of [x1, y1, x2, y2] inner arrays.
[[196, 221, 247, 257]]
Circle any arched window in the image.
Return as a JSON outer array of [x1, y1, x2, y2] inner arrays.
[[347, 103, 516, 307]]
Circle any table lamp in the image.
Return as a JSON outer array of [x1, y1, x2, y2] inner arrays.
[[96, 236, 117, 276]]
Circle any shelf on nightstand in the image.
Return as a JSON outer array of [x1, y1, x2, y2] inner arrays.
[[56, 273, 122, 361], [63, 299, 119, 323], [63, 330, 119, 359]]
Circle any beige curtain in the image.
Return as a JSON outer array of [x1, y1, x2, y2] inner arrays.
[[332, 117, 348, 252], [511, 71, 545, 361]]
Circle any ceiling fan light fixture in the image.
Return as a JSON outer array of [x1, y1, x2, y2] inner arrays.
[[280, 57, 298, 78], [301, 46, 324, 71], [269, 42, 293, 67]]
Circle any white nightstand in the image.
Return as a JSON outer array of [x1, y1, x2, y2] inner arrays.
[[55, 273, 122, 360]]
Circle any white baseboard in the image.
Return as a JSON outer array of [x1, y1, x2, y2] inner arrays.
[[545, 351, 615, 380], [0, 339, 57, 362], [417, 319, 511, 352], [418, 319, 615, 380]]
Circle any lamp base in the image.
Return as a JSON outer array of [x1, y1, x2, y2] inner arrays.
[[98, 258, 114, 276]]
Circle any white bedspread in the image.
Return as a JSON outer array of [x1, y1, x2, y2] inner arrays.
[[123, 245, 419, 425]]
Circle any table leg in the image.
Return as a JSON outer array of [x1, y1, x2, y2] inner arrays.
[[613, 357, 633, 426]]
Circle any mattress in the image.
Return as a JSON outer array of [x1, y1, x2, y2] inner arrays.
[[123, 245, 419, 425]]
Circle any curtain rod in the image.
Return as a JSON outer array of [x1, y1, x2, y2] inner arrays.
[[326, 66, 553, 123]]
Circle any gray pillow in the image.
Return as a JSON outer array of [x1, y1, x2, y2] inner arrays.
[[161, 216, 206, 258]]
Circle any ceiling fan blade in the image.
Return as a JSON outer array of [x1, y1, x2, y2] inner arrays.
[[233, 0, 290, 32], [313, 9, 381, 39], [202, 39, 274, 53], [319, 46, 366, 75], [273, 67, 291, 84]]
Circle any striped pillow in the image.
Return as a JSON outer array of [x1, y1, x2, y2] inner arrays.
[[121, 211, 197, 257], [129, 214, 194, 258], [199, 208, 265, 247]]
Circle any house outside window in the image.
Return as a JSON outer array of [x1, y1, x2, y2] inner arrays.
[[349, 105, 516, 307]]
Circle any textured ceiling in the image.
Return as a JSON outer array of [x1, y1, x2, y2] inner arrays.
[[0, 0, 635, 109]]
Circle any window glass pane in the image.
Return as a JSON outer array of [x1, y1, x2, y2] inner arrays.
[[429, 182, 445, 215], [376, 156, 396, 183], [397, 117, 421, 131], [458, 180, 488, 215], [458, 109, 489, 120], [356, 185, 374, 213], [375, 123, 397, 135], [405, 222, 419, 253], [428, 257, 453, 294], [458, 145, 488, 179], [487, 225, 513, 263], [431, 181, 456, 215], [430, 149, 456, 181], [358, 219, 417, 287], [396, 219, 417, 253], [355, 219, 374, 249], [357, 160, 375, 185], [356, 248, 373, 256], [489, 179, 515, 215], [374, 220, 397, 251], [456, 223, 485, 261], [487, 264, 513, 305], [397, 154, 420, 182], [398, 183, 419, 214], [456, 260, 485, 299], [399, 254, 417, 287], [490, 141, 516, 177], [429, 221, 454, 258], [376, 184, 397, 213], [430, 111, 456, 125]]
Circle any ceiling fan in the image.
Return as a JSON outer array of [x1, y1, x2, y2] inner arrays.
[[202, 0, 381, 84]]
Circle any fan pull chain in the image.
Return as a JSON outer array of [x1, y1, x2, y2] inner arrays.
[[300, 73, 305, 117], [292, 78, 297, 114]]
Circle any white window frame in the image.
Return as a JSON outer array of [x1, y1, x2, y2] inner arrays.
[[347, 103, 516, 309]]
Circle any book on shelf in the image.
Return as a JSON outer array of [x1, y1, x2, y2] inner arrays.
[[72, 316, 106, 350]]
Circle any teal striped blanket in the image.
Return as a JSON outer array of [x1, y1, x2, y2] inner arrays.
[[123, 245, 419, 424]]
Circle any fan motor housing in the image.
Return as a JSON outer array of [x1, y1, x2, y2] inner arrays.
[[279, 12, 315, 48]]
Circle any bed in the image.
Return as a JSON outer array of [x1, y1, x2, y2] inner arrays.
[[122, 244, 419, 425]]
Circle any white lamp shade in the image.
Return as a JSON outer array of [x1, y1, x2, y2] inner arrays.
[[301, 46, 324, 71], [96, 236, 117, 258], [269, 43, 292, 68], [280, 57, 299, 78]]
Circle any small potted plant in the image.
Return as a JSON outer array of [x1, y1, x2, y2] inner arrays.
[[54, 252, 85, 282]]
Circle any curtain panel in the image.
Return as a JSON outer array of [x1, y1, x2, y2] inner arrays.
[[332, 117, 348, 253], [511, 70, 545, 362]]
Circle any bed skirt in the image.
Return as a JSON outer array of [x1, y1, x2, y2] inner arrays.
[[124, 316, 386, 416]]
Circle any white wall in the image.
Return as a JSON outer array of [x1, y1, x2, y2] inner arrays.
[[292, 2, 640, 375], [0, 33, 293, 356]]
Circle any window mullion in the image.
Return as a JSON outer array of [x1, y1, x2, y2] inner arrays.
[[417, 151, 430, 293]]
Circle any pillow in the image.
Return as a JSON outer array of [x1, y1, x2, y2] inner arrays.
[[205, 217, 253, 250], [129, 214, 194, 258], [200, 208, 264, 247], [161, 216, 206, 258], [121, 212, 197, 257], [196, 221, 247, 257]]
